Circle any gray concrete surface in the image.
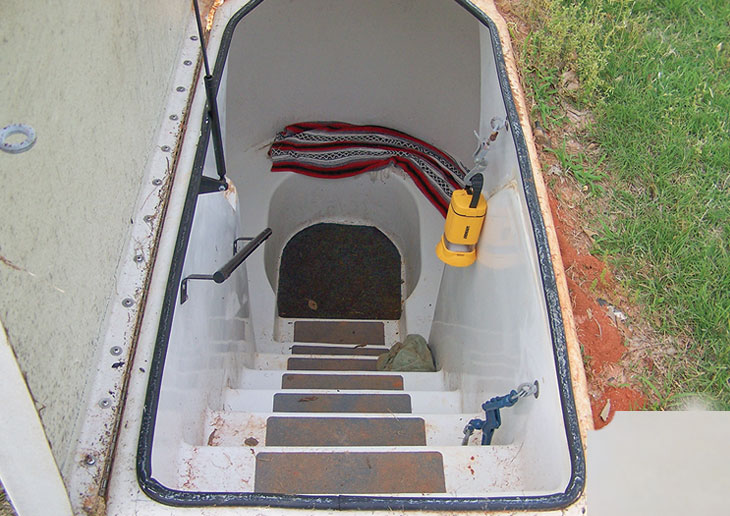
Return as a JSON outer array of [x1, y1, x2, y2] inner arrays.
[[0, 1, 189, 473]]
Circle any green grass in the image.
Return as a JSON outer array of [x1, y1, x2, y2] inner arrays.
[[523, 62, 563, 127], [520, 0, 730, 407], [546, 141, 607, 196]]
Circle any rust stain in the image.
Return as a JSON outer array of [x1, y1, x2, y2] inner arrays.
[[207, 428, 218, 446], [205, 0, 225, 32], [81, 494, 106, 516], [207, 413, 267, 447], [181, 452, 198, 490], [223, 176, 237, 204], [78, 449, 108, 516]]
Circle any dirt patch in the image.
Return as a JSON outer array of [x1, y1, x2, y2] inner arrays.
[[548, 191, 622, 371], [548, 187, 647, 428], [591, 387, 647, 428], [565, 277, 623, 371]]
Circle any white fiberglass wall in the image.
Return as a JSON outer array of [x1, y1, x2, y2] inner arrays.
[[224, 0, 484, 345], [151, 110, 256, 487], [225, 0, 481, 164], [151, 0, 572, 493], [427, 23, 572, 490], [222, 0, 572, 491]]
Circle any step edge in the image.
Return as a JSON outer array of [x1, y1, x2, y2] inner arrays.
[[192, 444, 521, 453], [225, 388, 459, 395], [241, 367, 444, 376], [207, 411, 479, 418]]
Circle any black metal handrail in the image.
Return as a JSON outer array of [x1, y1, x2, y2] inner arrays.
[[180, 227, 272, 304], [192, 0, 228, 191]]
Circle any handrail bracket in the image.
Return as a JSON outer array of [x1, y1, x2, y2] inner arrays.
[[180, 228, 272, 304]]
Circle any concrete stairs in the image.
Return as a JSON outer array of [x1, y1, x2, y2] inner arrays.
[[180, 322, 508, 495]]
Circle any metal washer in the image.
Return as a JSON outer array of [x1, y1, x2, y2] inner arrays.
[[0, 124, 36, 154]]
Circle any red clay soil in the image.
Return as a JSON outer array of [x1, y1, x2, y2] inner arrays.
[[547, 191, 647, 429], [565, 276, 624, 371], [591, 387, 647, 426]]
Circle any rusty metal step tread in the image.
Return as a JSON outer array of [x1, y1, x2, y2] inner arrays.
[[293, 320, 385, 345], [288, 357, 377, 371], [272, 393, 411, 413], [291, 345, 387, 356], [266, 417, 426, 446], [254, 451, 446, 494], [282, 374, 404, 390]]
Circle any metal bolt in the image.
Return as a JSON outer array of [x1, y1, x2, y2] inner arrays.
[[134, 253, 144, 263], [152, 178, 163, 186], [143, 215, 154, 223], [183, 60, 193, 66], [169, 114, 179, 121], [98, 398, 112, 409], [161, 145, 171, 152], [83, 454, 96, 466], [176, 86, 186, 92], [190, 35, 198, 41], [122, 298, 134, 308], [218, 185, 226, 191], [110, 346, 122, 356]]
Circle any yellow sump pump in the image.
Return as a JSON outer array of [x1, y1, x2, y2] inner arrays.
[[436, 174, 487, 267]]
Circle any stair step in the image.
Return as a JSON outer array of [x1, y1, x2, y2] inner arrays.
[[223, 388, 460, 413], [265, 416, 426, 446], [291, 344, 387, 356], [236, 368, 447, 391], [272, 393, 411, 413], [287, 357, 377, 371], [180, 442, 522, 493], [205, 410, 478, 447], [293, 320, 386, 345], [274, 318, 401, 346], [254, 451, 445, 494], [282, 373, 403, 390]]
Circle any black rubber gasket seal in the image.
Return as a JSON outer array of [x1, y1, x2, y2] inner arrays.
[[137, 0, 586, 510]]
